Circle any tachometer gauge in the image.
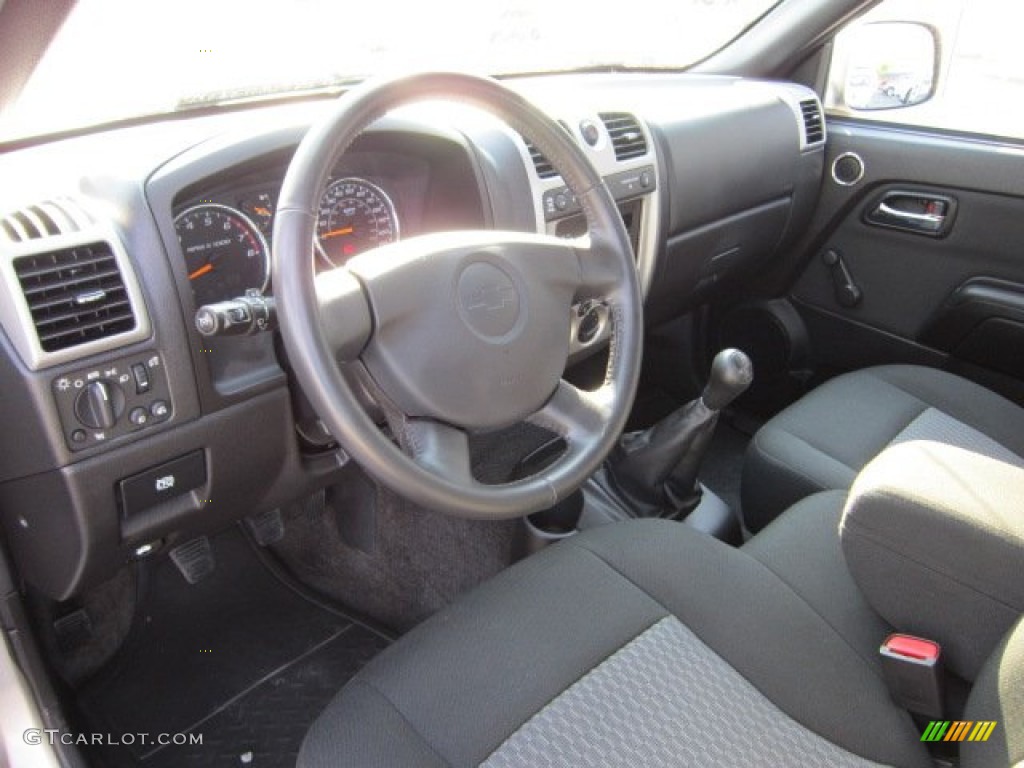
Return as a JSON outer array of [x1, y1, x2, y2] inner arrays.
[[316, 177, 399, 267], [174, 204, 270, 306]]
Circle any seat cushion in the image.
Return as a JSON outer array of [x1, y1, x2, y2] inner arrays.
[[298, 519, 930, 767], [741, 365, 1024, 532]]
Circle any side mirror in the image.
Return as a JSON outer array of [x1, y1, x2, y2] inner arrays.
[[836, 22, 937, 111]]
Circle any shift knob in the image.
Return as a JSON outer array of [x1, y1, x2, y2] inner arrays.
[[701, 349, 753, 411]]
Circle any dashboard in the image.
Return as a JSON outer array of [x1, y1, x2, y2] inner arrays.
[[0, 74, 825, 600]]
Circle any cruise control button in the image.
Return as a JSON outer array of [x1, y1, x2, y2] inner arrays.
[[151, 401, 169, 419], [130, 407, 149, 426]]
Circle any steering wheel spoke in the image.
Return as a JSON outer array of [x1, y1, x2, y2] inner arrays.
[[403, 419, 476, 486], [529, 379, 613, 448], [572, 203, 635, 302], [314, 268, 373, 361]]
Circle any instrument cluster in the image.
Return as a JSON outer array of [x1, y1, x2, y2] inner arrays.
[[174, 156, 423, 306]]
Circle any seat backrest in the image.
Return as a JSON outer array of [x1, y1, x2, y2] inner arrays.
[[962, 615, 1023, 768]]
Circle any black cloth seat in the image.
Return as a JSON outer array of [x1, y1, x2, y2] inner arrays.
[[300, 508, 943, 768], [741, 365, 1024, 532]]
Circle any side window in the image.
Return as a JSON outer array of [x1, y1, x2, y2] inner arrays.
[[825, 0, 1024, 141]]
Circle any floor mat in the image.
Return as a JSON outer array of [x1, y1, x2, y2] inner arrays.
[[272, 486, 520, 633], [77, 527, 389, 768]]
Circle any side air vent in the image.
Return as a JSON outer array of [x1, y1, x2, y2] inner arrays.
[[523, 137, 558, 179], [1, 198, 94, 243], [799, 99, 825, 146], [13, 242, 136, 352], [600, 113, 647, 161]]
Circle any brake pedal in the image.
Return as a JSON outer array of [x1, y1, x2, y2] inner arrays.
[[244, 508, 285, 546], [169, 536, 216, 584]]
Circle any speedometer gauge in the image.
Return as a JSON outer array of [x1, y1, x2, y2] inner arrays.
[[175, 204, 270, 306], [316, 178, 399, 267]]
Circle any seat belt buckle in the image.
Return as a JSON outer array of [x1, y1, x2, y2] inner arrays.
[[879, 633, 944, 718]]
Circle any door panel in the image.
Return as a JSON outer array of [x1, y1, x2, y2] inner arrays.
[[788, 119, 1024, 398]]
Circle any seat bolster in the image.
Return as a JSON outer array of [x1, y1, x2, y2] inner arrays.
[[298, 680, 449, 768], [962, 616, 1024, 768], [741, 429, 851, 532], [872, 366, 1024, 457], [743, 490, 893, 674], [575, 520, 931, 768]]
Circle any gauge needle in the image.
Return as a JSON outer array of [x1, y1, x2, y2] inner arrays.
[[254, 206, 271, 217], [189, 263, 214, 280], [321, 226, 354, 240]]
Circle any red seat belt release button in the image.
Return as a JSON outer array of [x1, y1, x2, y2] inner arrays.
[[880, 633, 944, 718]]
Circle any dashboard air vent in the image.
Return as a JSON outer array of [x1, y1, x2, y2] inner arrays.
[[522, 137, 558, 179], [1, 198, 93, 243], [600, 113, 647, 161], [799, 99, 825, 146], [13, 242, 136, 352]]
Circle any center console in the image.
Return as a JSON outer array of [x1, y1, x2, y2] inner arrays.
[[514, 110, 661, 361]]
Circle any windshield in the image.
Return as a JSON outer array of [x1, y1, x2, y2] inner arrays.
[[1, 0, 779, 142]]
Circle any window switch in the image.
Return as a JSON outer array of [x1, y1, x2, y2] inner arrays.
[[132, 363, 151, 394]]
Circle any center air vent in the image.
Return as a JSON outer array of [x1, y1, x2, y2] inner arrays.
[[522, 137, 558, 179], [13, 242, 136, 352], [599, 113, 647, 161], [799, 99, 825, 146]]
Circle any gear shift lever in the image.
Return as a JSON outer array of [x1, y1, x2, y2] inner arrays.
[[700, 348, 755, 411], [606, 349, 753, 516]]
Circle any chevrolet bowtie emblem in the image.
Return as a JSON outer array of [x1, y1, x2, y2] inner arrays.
[[457, 262, 521, 339], [466, 283, 516, 314]]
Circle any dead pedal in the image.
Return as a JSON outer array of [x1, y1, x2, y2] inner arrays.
[[169, 536, 216, 584], [53, 608, 93, 654], [244, 508, 285, 546]]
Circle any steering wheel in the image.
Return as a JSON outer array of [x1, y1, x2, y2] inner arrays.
[[273, 72, 642, 519]]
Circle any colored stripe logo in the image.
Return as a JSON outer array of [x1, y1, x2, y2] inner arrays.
[[921, 721, 997, 742]]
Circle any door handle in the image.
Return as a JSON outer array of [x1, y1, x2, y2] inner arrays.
[[875, 201, 945, 227], [864, 191, 957, 237]]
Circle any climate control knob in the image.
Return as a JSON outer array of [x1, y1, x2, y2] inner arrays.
[[74, 380, 125, 430]]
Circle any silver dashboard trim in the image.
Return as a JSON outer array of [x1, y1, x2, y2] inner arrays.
[[831, 151, 865, 187], [509, 110, 661, 302], [774, 83, 827, 153], [0, 206, 152, 371]]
